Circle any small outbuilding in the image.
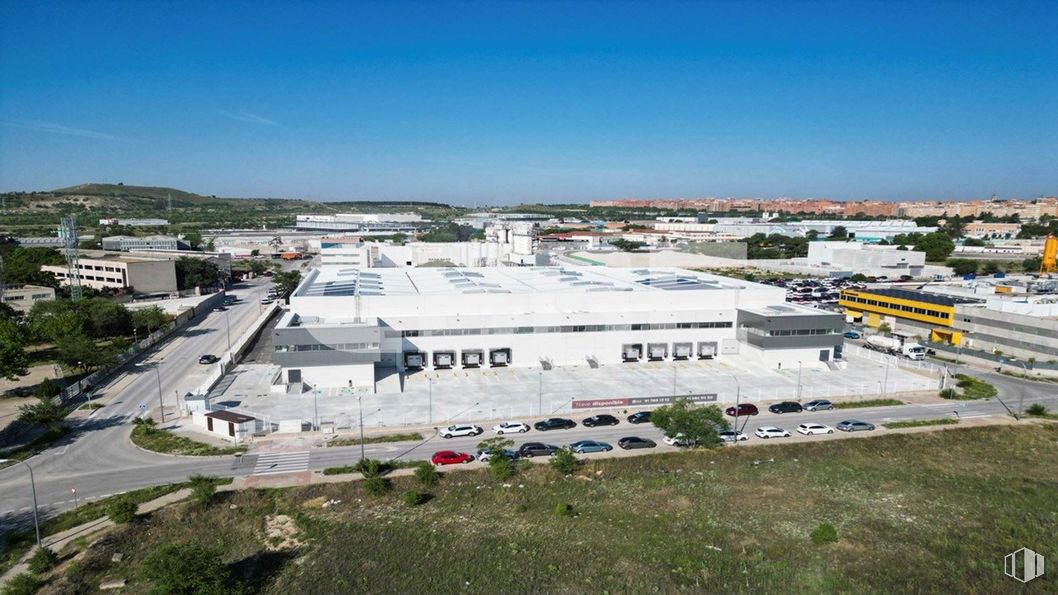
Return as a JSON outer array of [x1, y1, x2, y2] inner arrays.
[[195, 409, 255, 444]]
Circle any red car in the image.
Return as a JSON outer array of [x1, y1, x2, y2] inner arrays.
[[725, 403, 759, 417], [431, 450, 473, 466]]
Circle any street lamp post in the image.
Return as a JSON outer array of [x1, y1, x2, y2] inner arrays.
[[672, 363, 677, 397], [223, 310, 231, 352], [538, 372, 543, 416], [135, 362, 166, 423], [312, 388, 319, 432], [882, 356, 890, 397], [796, 361, 803, 401], [1015, 361, 1029, 418], [428, 377, 433, 425], [730, 374, 742, 439], [0, 459, 41, 547], [357, 395, 366, 461]]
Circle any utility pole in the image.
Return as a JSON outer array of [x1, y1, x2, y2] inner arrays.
[[0, 460, 41, 547], [358, 395, 366, 461], [796, 361, 803, 401], [882, 357, 890, 396], [538, 372, 543, 416], [312, 388, 320, 431], [730, 374, 742, 439], [428, 377, 433, 425]]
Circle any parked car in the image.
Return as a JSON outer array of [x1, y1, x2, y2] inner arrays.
[[198, 354, 219, 364], [626, 411, 651, 424], [581, 414, 619, 428], [516, 442, 560, 458], [534, 418, 576, 431], [476, 448, 519, 462], [768, 401, 804, 414], [718, 430, 749, 442], [754, 426, 791, 439], [803, 399, 834, 411], [569, 440, 613, 454], [662, 434, 693, 447], [725, 403, 759, 417], [797, 423, 835, 436], [439, 424, 484, 439], [431, 450, 473, 465], [617, 436, 656, 450], [492, 421, 529, 434], [843, 331, 861, 339], [261, 297, 274, 304], [836, 420, 876, 432]]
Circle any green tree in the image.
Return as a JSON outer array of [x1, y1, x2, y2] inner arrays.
[[84, 298, 132, 338], [549, 448, 583, 475], [946, 259, 979, 276], [57, 333, 115, 372], [609, 239, 646, 252], [477, 436, 516, 480], [141, 542, 236, 595], [175, 257, 220, 290], [962, 238, 986, 247], [848, 273, 867, 282], [0, 318, 30, 380], [247, 259, 268, 275], [18, 395, 66, 429], [827, 225, 848, 240], [912, 232, 955, 262], [132, 306, 169, 334], [0, 247, 64, 288], [649, 399, 729, 449], [981, 261, 1002, 275], [183, 230, 203, 249], [1022, 256, 1042, 272], [28, 299, 88, 342], [272, 270, 302, 296]]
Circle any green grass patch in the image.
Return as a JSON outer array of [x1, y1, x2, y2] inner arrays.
[[833, 398, 903, 409], [130, 423, 245, 456], [945, 374, 998, 399], [78, 402, 104, 410], [325, 432, 424, 448], [1001, 370, 1058, 384], [0, 425, 71, 464], [34, 425, 1058, 594], [883, 418, 960, 429]]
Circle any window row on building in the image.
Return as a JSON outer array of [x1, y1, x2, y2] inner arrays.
[[841, 294, 951, 320], [274, 342, 380, 352], [385, 320, 733, 339]]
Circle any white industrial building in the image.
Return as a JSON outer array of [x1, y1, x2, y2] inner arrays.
[[273, 266, 845, 393], [295, 213, 424, 232]]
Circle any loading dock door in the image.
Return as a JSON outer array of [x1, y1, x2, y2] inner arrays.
[[622, 344, 642, 362], [697, 342, 717, 359], [462, 351, 482, 367], [489, 348, 511, 366], [648, 343, 668, 360], [434, 352, 454, 368], [673, 343, 692, 360], [404, 353, 424, 368]]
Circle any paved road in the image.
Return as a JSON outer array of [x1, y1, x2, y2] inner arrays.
[[2, 319, 1056, 525], [0, 278, 273, 524]]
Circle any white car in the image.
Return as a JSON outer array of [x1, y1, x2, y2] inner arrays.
[[718, 430, 749, 443], [439, 424, 484, 439], [797, 423, 835, 436], [492, 421, 529, 435], [754, 426, 791, 439], [662, 434, 691, 447]]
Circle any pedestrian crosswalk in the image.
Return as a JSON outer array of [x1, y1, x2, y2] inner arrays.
[[252, 451, 310, 476]]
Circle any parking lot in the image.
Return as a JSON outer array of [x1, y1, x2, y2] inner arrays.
[[210, 347, 941, 431]]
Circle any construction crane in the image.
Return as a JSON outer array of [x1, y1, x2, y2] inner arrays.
[[60, 214, 82, 301]]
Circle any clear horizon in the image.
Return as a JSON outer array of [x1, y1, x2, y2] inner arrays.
[[1, 1, 1055, 204]]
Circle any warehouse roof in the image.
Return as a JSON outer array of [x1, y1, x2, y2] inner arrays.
[[848, 287, 982, 307], [296, 266, 766, 298]]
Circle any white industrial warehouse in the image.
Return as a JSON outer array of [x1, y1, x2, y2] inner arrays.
[[273, 266, 845, 393]]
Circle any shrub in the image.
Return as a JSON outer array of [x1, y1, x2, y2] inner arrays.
[[553, 503, 575, 517], [939, 388, 959, 400], [810, 523, 839, 545], [27, 547, 59, 574], [106, 497, 138, 524], [549, 448, 583, 475], [363, 476, 390, 495], [141, 542, 234, 595], [188, 474, 217, 505], [413, 462, 440, 487], [33, 378, 61, 399], [2, 573, 42, 595], [488, 456, 517, 481], [402, 490, 428, 506], [355, 458, 382, 478], [1026, 404, 1048, 416]]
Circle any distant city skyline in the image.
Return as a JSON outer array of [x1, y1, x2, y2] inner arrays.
[[1, 1, 1055, 204]]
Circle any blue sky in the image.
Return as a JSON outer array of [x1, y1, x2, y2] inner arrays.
[[1, 1, 1055, 204]]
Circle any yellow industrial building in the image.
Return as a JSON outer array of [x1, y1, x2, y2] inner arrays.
[[838, 288, 971, 345]]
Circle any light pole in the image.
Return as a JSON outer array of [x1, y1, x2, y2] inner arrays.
[[135, 362, 165, 423], [357, 395, 366, 461], [537, 372, 542, 416], [1015, 361, 1028, 418], [882, 356, 890, 397], [428, 377, 433, 425], [0, 459, 41, 547], [730, 374, 742, 438], [672, 362, 678, 397], [796, 361, 803, 401], [312, 388, 319, 432], [223, 310, 231, 352]]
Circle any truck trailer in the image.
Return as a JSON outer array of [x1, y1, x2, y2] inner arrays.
[[866, 335, 926, 360]]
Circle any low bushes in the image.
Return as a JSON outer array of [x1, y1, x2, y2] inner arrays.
[[946, 374, 998, 399], [810, 523, 838, 545], [106, 497, 138, 524], [883, 418, 959, 429], [130, 421, 244, 456], [549, 448, 583, 475], [833, 399, 902, 409]]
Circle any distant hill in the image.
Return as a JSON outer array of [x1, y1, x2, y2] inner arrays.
[[52, 183, 212, 204]]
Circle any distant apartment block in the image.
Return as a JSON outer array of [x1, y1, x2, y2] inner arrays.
[[1, 284, 56, 313], [101, 235, 187, 251], [961, 221, 1021, 239], [42, 254, 178, 294]]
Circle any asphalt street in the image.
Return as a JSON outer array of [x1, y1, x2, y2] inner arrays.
[[1, 304, 1056, 526]]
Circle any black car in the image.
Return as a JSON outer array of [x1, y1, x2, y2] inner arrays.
[[617, 436, 656, 450], [627, 411, 651, 424], [768, 401, 803, 414], [534, 418, 577, 431], [517, 442, 560, 458], [582, 414, 619, 428], [198, 354, 219, 364]]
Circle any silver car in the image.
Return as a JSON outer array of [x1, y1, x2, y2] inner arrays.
[[836, 420, 875, 432], [803, 399, 834, 411]]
